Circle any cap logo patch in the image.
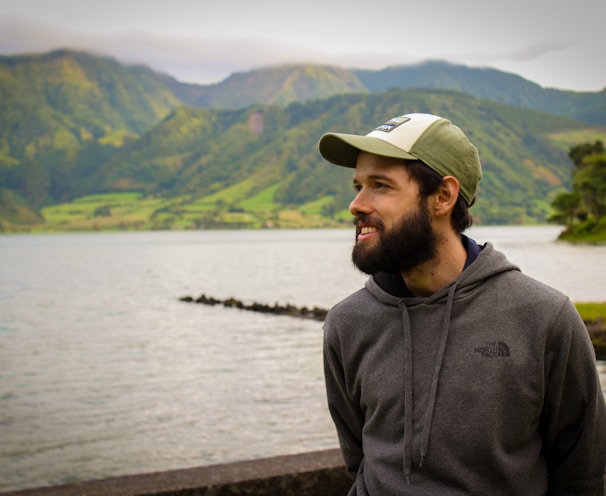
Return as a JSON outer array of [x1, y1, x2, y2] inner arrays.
[[374, 115, 411, 133]]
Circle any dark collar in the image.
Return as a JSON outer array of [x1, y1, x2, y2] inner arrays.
[[372, 235, 482, 297]]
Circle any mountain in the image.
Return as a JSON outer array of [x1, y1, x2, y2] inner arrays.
[[163, 60, 606, 127], [353, 61, 606, 126], [1, 49, 605, 231], [0, 50, 182, 212], [62, 88, 596, 228], [164, 64, 367, 109], [0, 49, 181, 139]]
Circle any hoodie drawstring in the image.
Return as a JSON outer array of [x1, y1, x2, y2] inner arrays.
[[402, 281, 458, 481], [400, 304, 413, 484]]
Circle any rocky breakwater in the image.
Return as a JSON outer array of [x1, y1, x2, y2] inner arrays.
[[179, 294, 328, 321], [179, 294, 606, 359]]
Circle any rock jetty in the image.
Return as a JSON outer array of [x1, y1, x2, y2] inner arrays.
[[179, 294, 328, 321]]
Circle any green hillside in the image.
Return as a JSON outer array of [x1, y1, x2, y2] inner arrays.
[[94, 90, 599, 226], [6, 89, 604, 232], [0, 49, 180, 144], [0, 50, 183, 216], [1, 50, 606, 232]]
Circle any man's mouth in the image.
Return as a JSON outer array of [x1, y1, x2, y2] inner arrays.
[[356, 225, 379, 242]]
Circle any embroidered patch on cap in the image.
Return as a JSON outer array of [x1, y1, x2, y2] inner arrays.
[[374, 115, 411, 133]]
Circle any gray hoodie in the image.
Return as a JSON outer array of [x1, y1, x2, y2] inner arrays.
[[323, 242, 606, 495]]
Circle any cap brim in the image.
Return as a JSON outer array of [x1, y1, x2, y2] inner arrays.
[[318, 132, 418, 168]]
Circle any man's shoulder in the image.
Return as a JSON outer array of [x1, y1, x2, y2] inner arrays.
[[328, 287, 371, 315], [496, 267, 569, 304], [323, 285, 382, 329]]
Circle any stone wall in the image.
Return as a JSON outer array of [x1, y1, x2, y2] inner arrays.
[[1, 449, 353, 496]]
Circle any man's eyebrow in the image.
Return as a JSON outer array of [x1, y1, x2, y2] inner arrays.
[[353, 174, 396, 184]]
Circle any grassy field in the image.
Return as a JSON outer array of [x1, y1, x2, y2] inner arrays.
[[547, 129, 606, 152], [32, 190, 346, 232], [574, 303, 606, 359], [575, 302, 606, 322], [40, 192, 181, 231], [239, 184, 282, 212]]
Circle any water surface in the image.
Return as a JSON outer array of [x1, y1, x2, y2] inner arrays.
[[1, 226, 604, 491]]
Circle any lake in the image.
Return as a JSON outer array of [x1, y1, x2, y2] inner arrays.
[[0, 225, 605, 491]]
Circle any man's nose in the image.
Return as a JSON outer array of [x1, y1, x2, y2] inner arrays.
[[349, 189, 372, 216]]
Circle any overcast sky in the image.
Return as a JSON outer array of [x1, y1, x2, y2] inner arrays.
[[0, 0, 604, 92]]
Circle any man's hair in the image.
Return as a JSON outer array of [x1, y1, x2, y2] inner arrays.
[[406, 160, 473, 233]]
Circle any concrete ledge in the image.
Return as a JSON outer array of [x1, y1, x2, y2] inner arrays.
[[1, 449, 353, 496]]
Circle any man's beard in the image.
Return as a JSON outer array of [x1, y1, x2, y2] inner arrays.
[[352, 201, 437, 275]]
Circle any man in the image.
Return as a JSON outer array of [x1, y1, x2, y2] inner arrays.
[[318, 113, 606, 495]]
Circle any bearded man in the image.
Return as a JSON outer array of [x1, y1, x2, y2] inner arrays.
[[318, 113, 606, 495]]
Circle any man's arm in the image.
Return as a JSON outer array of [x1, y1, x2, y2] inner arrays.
[[541, 299, 606, 495], [323, 335, 365, 477]]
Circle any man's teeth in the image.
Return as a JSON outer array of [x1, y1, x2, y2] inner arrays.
[[360, 227, 377, 235]]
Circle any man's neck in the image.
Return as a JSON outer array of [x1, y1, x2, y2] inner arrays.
[[402, 233, 467, 297]]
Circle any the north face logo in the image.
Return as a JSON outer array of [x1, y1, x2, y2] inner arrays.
[[475, 341, 510, 358]]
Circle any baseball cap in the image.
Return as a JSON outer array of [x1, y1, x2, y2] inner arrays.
[[318, 113, 482, 205]]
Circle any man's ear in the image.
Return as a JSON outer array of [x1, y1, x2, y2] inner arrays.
[[432, 176, 460, 216]]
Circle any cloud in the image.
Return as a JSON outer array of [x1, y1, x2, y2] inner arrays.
[[0, 17, 408, 83], [483, 41, 575, 63], [0, 15, 603, 91], [0, 17, 307, 82]]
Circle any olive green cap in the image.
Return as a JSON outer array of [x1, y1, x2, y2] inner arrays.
[[318, 113, 482, 205]]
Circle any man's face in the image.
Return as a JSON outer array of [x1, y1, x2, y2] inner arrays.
[[350, 152, 437, 275]]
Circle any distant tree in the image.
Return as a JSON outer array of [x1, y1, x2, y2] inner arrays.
[[550, 140, 606, 237], [548, 191, 581, 227], [568, 141, 604, 167], [572, 144, 606, 221]]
